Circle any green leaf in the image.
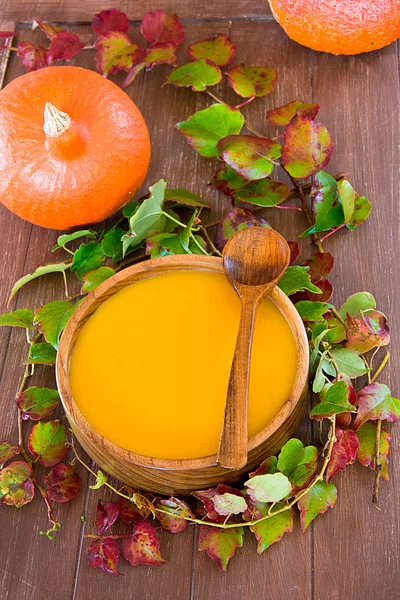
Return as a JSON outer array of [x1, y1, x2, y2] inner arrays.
[[27, 420, 67, 467], [311, 381, 356, 420], [210, 165, 247, 196], [166, 59, 222, 92], [329, 348, 369, 379], [187, 33, 236, 66], [244, 472, 292, 503], [34, 300, 75, 349], [347, 195, 371, 230], [122, 200, 139, 219], [300, 172, 344, 236], [267, 100, 319, 126], [233, 178, 290, 207], [282, 117, 333, 179], [277, 439, 304, 476], [52, 229, 97, 251], [310, 328, 329, 369], [325, 314, 347, 344], [16, 387, 59, 421], [338, 291, 376, 319], [337, 179, 356, 223], [0, 461, 34, 507], [212, 493, 247, 516], [164, 188, 211, 207], [101, 228, 125, 262], [250, 504, 293, 554], [9, 262, 71, 303], [297, 480, 337, 531], [122, 179, 167, 256], [355, 422, 391, 481], [278, 266, 322, 297], [295, 301, 330, 322], [176, 104, 244, 158], [0, 309, 34, 329], [312, 349, 329, 393], [227, 64, 278, 98], [24, 343, 57, 365], [217, 135, 281, 180], [277, 439, 318, 488], [354, 383, 400, 430], [198, 525, 243, 572], [89, 470, 108, 490], [71, 242, 105, 281], [82, 267, 116, 293]]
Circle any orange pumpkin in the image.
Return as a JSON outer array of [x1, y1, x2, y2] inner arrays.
[[0, 66, 150, 229]]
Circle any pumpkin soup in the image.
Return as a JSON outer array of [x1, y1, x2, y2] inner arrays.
[[69, 270, 298, 459]]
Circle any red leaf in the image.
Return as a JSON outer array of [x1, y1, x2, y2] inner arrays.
[[354, 383, 400, 430], [303, 252, 334, 282], [281, 116, 333, 179], [0, 460, 34, 507], [0, 441, 20, 467], [198, 525, 243, 572], [47, 32, 85, 64], [249, 456, 278, 478], [95, 500, 120, 534], [193, 484, 244, 523], [288, 241, 300, 265], [326, 427, 359, 483], [119, 496, 149, 524], [291, 278, 333, 303], [336, 381, 357, 427], [44, 463, 80, 503], [92, 8, 129, 35], [297, 480, 337, 531], [356, 422, 391, 481], [34, 21, 64, 39], [0, 31, 15, 39], [215, 207, 271, 251], [123, 41, 177, 87], [209, 165, 246, 197], [86, 537, 120, 575], [267, 100, 320, 126], [346, 310, 390, 354], [188, 33, 235, 66], [154, 497, 193, 533], [122, 522, 167, 566], [17, 42, 47, 72], [141, 10, 185, 45], [94, 32, 144, 76]]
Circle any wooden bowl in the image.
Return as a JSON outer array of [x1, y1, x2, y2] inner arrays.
[[57, 255, 309, 496]]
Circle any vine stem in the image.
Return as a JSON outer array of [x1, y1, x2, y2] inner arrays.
[[370, 351, 390, 508], [289, 175, 324, 253], [200, 226, 222, 256]]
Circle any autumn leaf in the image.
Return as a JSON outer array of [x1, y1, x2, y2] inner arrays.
[[44, 463, 80, 503], [193, 484, 244, 523], [210, 165, 246, 196], [176, 104, 244, 158], [94, 32, 144, 76], [250, 504, 293, 554], [0, 461, 34, 507], [34, 300, 75, 349], [34, 21, 64, 39], [347, 195, 372, 230], [227, 64, 278, 98], [325, 426, 359, 482], [301, 171, 344, 236], [28, 420, 68, 467], [282, 117, 333, 179], [292, 279, 333, 304], [267, 100, 320, 126], [82, 267, 116, 293], [213, 493, 247, 516], [329, 348, 369, 379], [249, 456, 278, 478], [17, 42, 47, 71], [356, 422, 391, 481], [0, 31, 15, 39], [277, 439, 318, 489], [86, 537, 120, 575], [278, 266, 322, 297], [0, 442, 20, 467], [166, 59, 222, 92], [92, 8, 129, 35], [140, 10, 185, 45], [25, 342, 57, 365], [233, 177, 290, 207], [297, 480, 337, 532], [338, 291, 376, 319], [215, 207, 270, 251], [346, 310, 390, 354], [303, 252, 334, 281], [288, 241, 300, 265], [122, 522, 167, 566], [131, 491, 156, 519], [47, 32, 85, 64], [89, 470, 107, 490], [310, 381, 356, 420], [119, 496, 150, 524], [354, 383, 400, 430], [95, 500, 120, 535], [198, 525, 243, 572], [123, 42, 177, 86], [71, 242, 105, 280], [154, 497, 193, 533], [164, 188, 210, 207], [16, 386, 59, 421], [188, 33, 235, 66], [217, 135, 281, 180], [0, 309, 34, 329], [244, 473, 292, 503]]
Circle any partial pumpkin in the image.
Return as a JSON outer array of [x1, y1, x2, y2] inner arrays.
[[0, 66, 150, 229], [268, 0, 400, 55]]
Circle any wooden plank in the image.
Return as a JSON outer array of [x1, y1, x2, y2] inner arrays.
[[191, 20, 312, 599], [0, 0, 272, 23], [312, 44, 400, 599]]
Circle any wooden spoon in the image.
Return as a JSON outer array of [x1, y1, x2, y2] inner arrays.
[[217, 227, 291, 469]]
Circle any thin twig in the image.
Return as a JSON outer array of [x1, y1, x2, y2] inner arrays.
[[200, 226, 222, 256], [372, 419, 382, 509], [289, 175, 324, 253], [371, 351, 390, 383]]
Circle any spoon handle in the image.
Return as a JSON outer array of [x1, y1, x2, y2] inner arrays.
[[217, 293, 258, 469]]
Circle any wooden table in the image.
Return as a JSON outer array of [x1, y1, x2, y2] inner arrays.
[[0, 2, 399, 599]]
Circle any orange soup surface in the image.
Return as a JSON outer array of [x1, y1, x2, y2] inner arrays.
[[69, 270, 298, 459]]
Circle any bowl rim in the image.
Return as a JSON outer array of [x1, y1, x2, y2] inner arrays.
[[57, 254, 309, 471]]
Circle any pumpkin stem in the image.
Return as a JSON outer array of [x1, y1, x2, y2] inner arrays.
[[43, 102, 71, 137]]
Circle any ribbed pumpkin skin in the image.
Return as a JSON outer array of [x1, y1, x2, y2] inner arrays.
[[0, 66, 150, 229], [269, 0, 400, 55]]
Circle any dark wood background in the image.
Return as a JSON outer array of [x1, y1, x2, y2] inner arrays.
[[0, 2, 399, 599]]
